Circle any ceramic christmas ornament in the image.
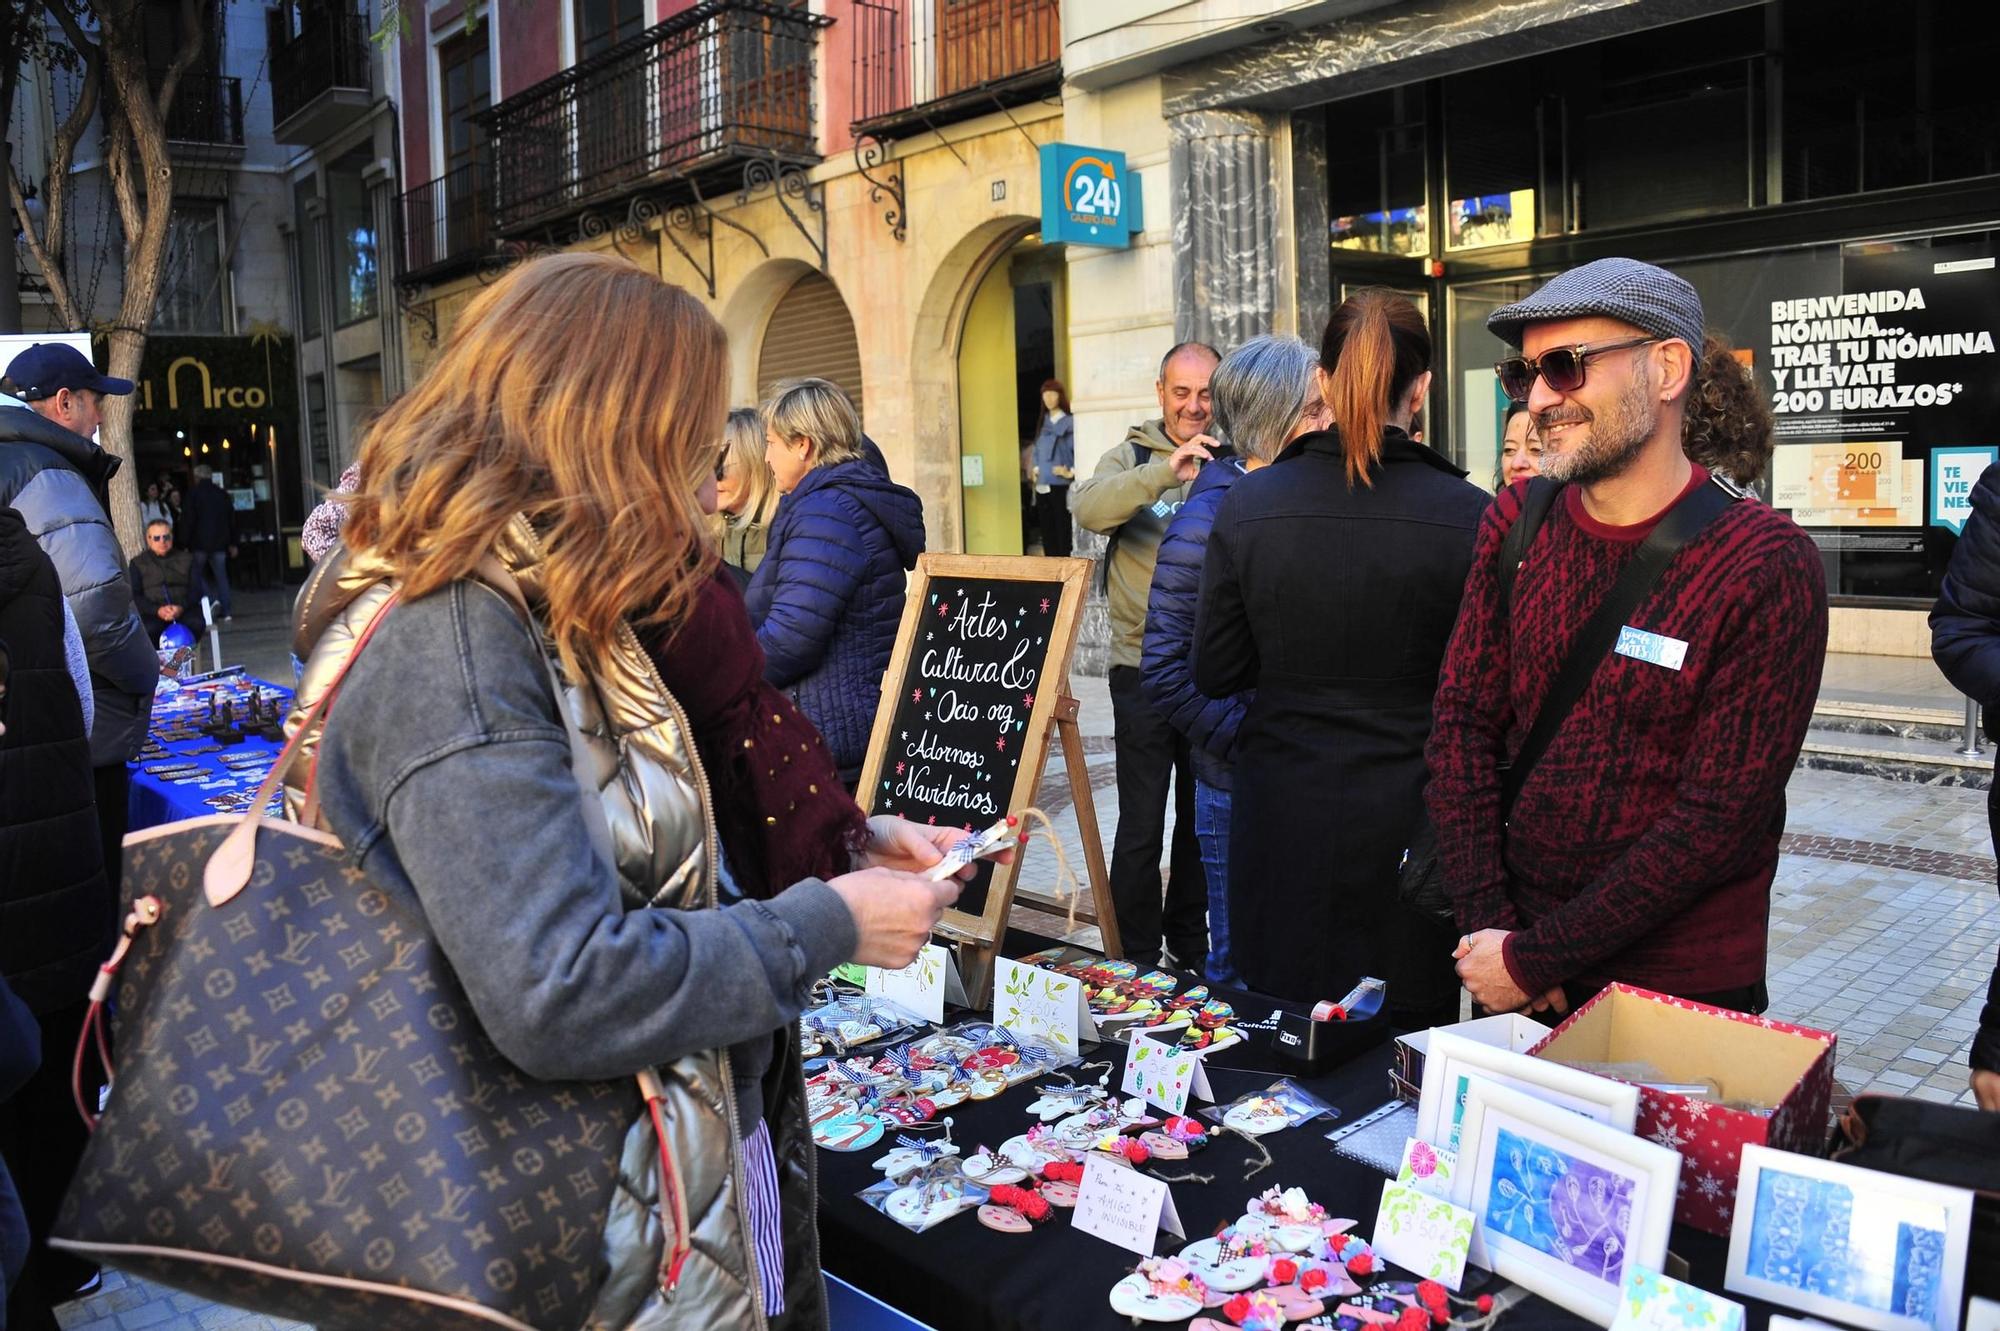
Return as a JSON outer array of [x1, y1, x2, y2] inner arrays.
[[1177, 1236, 1269, 1292], [1108, 1258, 1208, 1322]]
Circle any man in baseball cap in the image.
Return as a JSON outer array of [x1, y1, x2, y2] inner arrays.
[[3, 342, 134, 448], [1425, 257, 1827, 1025]]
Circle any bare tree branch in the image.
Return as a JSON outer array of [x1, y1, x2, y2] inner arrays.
[[34, 0, 102, 275], [9, 170, 81, 327]]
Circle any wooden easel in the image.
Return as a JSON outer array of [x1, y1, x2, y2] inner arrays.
[[947, 685, 1121, 1008], [856, 554, 1121, 1008], [1008, 691, 1118, 936]]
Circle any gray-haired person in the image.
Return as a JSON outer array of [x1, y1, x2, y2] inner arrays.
[[1139, 336, 1327, 986]]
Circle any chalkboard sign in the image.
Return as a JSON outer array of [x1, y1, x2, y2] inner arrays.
[[858, 553, 1091, 946]]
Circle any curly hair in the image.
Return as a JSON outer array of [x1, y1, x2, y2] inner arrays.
[[1683, 332, 1774, 486]]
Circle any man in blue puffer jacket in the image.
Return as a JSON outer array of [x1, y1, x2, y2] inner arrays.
[[1141, 336, 1327, 986], [747, 379, 925, 786]]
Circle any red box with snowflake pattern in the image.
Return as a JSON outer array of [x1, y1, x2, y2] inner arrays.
[[1525, 983, 1837, 1236]]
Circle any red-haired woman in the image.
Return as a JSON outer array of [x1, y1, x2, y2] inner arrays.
[[1029, 378, 1075, 556], [1194, 289, 1487, 1024]]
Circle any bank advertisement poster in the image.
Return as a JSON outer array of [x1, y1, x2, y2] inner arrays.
[[1760, 238, 2000, 553]]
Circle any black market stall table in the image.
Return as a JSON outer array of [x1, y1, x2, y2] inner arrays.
[[128, 671, 292, 830], [813, 941, 1804, 1331]]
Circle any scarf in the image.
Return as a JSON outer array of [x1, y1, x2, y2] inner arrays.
[[640, 568, 869, 897]]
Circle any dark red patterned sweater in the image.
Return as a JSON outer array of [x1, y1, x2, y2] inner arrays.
[[1425, 467, 1828, 999]]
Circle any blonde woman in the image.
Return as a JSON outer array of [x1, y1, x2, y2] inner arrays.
[[745, 377, 923, 786], [288, 254, 980, 1329], [714, 407, 777, 574]]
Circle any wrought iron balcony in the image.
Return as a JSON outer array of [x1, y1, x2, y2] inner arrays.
[[272, 10, 373, 145], [398, 158, 492, 285], [479, 0, 832, 236], [851, 0, 1059, 135], [155, 71, 245, 149]]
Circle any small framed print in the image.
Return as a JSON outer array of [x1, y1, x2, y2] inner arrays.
[[1452, 1080, 1681, 1327], [1418, 1028, 1640, 1154], [1725, 1144, 1973, 1331]]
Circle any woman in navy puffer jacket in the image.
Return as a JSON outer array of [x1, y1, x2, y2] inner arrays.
[[746, 378, 925, 785]]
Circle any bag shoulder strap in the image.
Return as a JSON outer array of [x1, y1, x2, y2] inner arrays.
[[1500, 476, 1737, 816], [1498, 477, 1562, 613]]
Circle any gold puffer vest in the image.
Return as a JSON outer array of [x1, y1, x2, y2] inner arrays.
[[286, 517, 827, 1331]]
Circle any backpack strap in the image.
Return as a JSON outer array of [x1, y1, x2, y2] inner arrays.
[[1497, 477, 1562, 614]]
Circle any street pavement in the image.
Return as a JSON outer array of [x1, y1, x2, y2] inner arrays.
[[50, 595, 1999, 1331]]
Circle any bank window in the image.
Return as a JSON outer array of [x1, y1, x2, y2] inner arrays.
[[155, 203, 226, 333], [328, 150, 377, 327], [1325, 87, 1427, 258], [1781, 2, 2000, 203], [1572, 14, 1762, 230], [1443, 67, 1538, 251]]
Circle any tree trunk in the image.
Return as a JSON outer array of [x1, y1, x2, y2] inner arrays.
[[100, 327, 148, 553]]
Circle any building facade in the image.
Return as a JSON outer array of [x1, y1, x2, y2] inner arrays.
[[1062, 0, 2000, 658], [389, 0, 1069, 560], [10, 0, 308, 583], [270, 0, 406, 527]]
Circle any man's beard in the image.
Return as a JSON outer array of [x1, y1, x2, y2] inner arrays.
[[1536, 365, 1658, 485]]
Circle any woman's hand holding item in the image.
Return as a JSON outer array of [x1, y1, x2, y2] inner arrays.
[[857, 814, 1015, 879], [831, 868, 963, 969]]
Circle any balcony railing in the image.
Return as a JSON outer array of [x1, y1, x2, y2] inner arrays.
[[852, 0, 1059, 132], [479, 0, 832, 235], [272, 10, 371, 132], [155, 71, 245, 147], [398, 158, 491, 283]]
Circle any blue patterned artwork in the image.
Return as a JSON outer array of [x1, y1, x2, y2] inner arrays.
[[1485, 1127, 1639, 1284], [1743, 1169, 1948, 1323]]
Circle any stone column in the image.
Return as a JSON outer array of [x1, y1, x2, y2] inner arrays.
[[1169, 109, 1282, 352]]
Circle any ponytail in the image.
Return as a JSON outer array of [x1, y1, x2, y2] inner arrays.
[[1318, 288, 1432, 488]]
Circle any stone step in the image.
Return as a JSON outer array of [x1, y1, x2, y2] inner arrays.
[[1811, 698, 1972, 745], [1798, 723, 1993, 790]]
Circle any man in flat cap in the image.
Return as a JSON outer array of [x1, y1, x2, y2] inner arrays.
[[1425, 258, 1827, 1019]]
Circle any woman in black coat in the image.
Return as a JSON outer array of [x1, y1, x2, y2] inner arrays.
[[1194, 291, 1487, 1024]]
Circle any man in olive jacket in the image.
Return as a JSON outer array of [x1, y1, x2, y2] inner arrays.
[[0, 343, 158, 897], [1069, 341, 1220, 971]]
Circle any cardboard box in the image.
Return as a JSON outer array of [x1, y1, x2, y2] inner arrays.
[[1392, 1013, 1551, 1104], [1526, 984, 1836, 1236]]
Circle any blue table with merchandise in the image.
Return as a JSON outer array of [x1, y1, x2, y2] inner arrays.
[[127, 669, 293, 830]]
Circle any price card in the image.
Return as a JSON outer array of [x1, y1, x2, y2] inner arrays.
[[863, 944, 966, 1024], [1611, 1269, 1745, 1331], [1072, 1153, 1184, 1258], [1120, 1028, 1214, 1115], [1371, 1179, 1474, 1291], [992, 956, 1096, 1056]]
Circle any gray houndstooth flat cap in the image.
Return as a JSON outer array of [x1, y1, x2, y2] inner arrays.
[[1486, 257, 1704, 350]]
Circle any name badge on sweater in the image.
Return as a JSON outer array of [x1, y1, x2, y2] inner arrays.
[[1615, 626, 1688, 671]]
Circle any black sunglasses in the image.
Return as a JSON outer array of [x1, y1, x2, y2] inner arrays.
[[1495, 336, 1659, 402]]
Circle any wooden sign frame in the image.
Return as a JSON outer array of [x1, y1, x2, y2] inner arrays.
[[857, 553, 1115, 999]]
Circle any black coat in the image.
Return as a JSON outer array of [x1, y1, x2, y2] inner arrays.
[[1930, 460, 2000, 1075], [0, 505, 113, 1015], [1194, 429, 1488, 1012], [182, 476, 234, 553]]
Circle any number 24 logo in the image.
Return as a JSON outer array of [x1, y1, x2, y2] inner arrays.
[[1071, 172, 1120, 218]]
